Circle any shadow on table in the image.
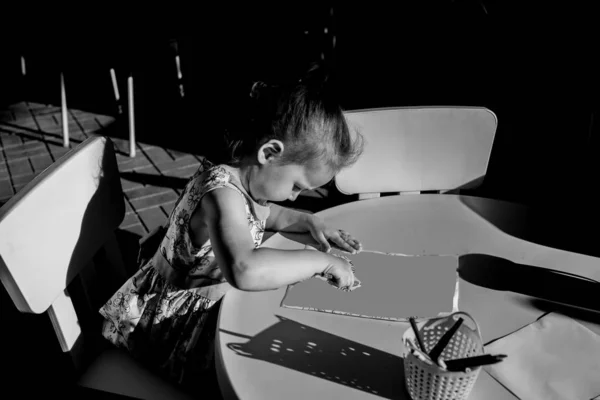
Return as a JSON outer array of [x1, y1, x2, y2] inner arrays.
[[458, 254, 600, 314], [525, 299, 600, 327], [459, 195, 600, 259], [223, 315, 409, 399]]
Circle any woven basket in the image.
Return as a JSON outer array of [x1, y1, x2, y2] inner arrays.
[[403, 311, 484, 400]]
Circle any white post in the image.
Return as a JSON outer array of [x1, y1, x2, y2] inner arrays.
[[60, 72, 69, 148], [20, 56, 26, 77], [110, 68, 120, 101], [127, 75, 136, 158], [110, 68, 122, 114], [331, 6, 336, 51], [175, 55, 184, 98]]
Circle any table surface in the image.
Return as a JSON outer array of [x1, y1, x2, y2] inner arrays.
[[215, 194, 600, 400]]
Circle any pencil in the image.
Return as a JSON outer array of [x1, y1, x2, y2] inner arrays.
[[429, 317, 464, 362], [409, 317, 427, 353], [445, 354, 507, 371]]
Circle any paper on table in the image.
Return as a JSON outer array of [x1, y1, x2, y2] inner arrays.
[[358, 249, 456, 257], [281, 251, 459, 322], [485, 312, 600, 400]]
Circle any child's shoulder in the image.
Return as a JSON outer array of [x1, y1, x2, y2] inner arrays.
[[190, 160, 235, 192]]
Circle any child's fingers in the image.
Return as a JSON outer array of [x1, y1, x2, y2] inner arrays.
[[337, 230, 362, 252], [330, 235, 357, 254], [345, 272, 356, 291], [341, 238, 362, 253], [348, 238, 362, 251], [323, 269, 357, 292], [315, 231, 331, 253], [336, 270, 354, 291], [347, 278, 362, 292], [345, 235, 362, 251]]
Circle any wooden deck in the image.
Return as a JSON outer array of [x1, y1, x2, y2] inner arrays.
[[0, 101, 205, 238], [1, 101, 336, 244]]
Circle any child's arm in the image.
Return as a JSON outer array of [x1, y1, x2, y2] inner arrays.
[[266, 203, 313, 233], [198, 188, 354, 291], [267, 203, 362, 254]]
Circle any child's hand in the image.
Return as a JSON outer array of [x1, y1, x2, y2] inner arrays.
[[306, 216, 362, 254], [319, 253, 356, 291]]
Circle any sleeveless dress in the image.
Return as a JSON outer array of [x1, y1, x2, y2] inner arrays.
[[99, 159, 271, 389]]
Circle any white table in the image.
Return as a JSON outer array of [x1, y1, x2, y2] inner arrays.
[[216, 195, 600, 399]]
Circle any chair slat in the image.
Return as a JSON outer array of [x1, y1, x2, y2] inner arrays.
[[0, 136, 125, 314]]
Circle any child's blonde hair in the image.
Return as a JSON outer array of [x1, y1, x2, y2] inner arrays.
[[223, 65, 363, 172]]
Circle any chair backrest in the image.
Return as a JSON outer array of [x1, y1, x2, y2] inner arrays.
[[336, 107, 498, 197], [0, 136, 125, 356]]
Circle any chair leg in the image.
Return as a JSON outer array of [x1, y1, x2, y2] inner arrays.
[[127, 75, 136, 158], [48, 290, 81, 353], [60, 72, 69, 148]]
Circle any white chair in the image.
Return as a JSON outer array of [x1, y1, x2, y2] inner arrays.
[[337, 106, 498, 199], [0, 136, 198, 399]]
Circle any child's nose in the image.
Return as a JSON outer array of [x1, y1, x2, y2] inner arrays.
[[288, 192, 299, 201]]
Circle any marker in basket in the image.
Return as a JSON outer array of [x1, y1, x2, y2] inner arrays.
[[445, 354, 507, 372], [409, 317, 427, 353], [428, 317, 464, 363]]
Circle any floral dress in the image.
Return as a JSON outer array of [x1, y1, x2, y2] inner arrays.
[[99, 160, 271, 389]]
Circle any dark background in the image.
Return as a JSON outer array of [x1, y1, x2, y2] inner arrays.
[[0, 2, 599, 397], [1, 1, 598, 210]]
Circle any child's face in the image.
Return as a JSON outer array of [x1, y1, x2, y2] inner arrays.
[[250, 162, 334, 203]]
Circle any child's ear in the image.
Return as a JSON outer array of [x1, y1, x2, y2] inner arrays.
[[257, 140, 284, 164]]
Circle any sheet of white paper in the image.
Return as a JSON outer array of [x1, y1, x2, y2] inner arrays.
[[281, 252, 458, 321], [485, 312, 600, 400]]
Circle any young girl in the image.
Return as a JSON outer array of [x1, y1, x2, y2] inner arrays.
[[99, 67, 364, 395]]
